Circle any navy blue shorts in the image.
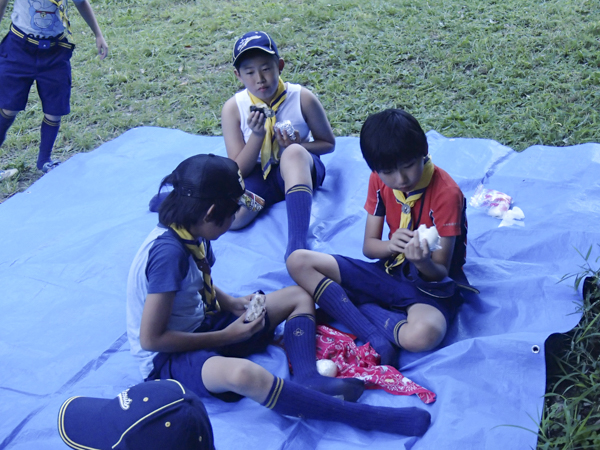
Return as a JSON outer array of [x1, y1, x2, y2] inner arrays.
[[0, 26, 73, 115], [333, 256, 463, 326], [146, 311, 274, 401], [243, 153, 326, 207]]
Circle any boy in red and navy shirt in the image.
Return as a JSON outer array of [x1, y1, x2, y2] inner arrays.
[[287, 109, 472, 367]]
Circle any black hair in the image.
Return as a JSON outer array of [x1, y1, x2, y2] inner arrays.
[[359, 109, 428, 172], [234, 48, 280, 70], [156, 177, 240, 229]]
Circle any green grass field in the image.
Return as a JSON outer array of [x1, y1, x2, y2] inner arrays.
[[1, 0, 599, 447]]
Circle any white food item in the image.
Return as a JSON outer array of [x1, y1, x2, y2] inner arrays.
[[244, 292, 266, 322], [316, 359, 338, 377], [416, 224, 441, 251]]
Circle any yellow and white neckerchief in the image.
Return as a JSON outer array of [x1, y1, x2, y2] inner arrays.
[[169, 225, 220, 314], [49, 0, 71, 35], [384, 156, 435, 274], [248, 77, 287, 179]]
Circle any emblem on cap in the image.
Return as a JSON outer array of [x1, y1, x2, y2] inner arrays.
[[236, 35, 261, 52], [118, 389, 133, 410]]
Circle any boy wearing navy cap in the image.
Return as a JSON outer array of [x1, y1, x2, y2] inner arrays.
[[0, 0, 107, 178], [221, 31, 336, 261], [126, 153, 431, 438], [287, 109, 476, 366]]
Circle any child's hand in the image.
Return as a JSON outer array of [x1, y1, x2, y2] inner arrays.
[[224, 309, 266, 343], [220, 294, 252, 317], [388, 228, 414, 255], [247, 111, 266, 136], [96, 35, 108, 60], [404, 230, 431, 263], [274, 127, 299, 148]]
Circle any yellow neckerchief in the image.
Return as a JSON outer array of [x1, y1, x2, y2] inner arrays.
[[248, 77, 287, 179], [48, 0, 71, 35], [169, 225, 220, 314], [384, 156, 435, 274]]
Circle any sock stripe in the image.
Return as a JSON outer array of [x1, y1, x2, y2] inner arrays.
[[393, 319, 408, 347], [43, 117, 60, 127], [287, 313, 315, 323], [313, 278, 334, 304], [286, 185, 312, 195], [263, 377, 284, 410]]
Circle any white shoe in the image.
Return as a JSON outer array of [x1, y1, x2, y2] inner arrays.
[[0, 168, 18, 181]]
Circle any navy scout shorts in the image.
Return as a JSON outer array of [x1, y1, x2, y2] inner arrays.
[[243, 153, 326, 207], [146, 311, 274, 402], [0, 25, 74, 115], [333, 256, 463, 326]]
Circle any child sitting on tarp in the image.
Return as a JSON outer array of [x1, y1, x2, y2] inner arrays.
[[287, 109, 476, 366], [127, 153, 431, 437], [221, 31, 336, 261]]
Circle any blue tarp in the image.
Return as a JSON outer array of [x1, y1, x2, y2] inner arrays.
[[1, 127, 597, 449]]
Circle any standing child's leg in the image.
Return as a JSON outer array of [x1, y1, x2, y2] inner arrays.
[[38, 115, 61, 172], [0, 109, 17, 146], [284, 313, 365, 401]]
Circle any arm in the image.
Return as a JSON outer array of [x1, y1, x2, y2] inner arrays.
[[0, 0, 9, 24], [222, 96, 266, 177], [404, 233, 455, 281], [73, 0, 108, 60], [139, 291, 265, 353], [298, 88, 335, 156]]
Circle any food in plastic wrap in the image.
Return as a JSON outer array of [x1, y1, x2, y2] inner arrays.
[[275, 120, 296, 139], [316, 359, 338, 377], [249, 105, 276, 118], [244, 290, 266, 322], [416, 224, 442, 251], [469, 184, 512, 218]]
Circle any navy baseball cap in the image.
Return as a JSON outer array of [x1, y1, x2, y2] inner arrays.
[[232, 31, 279, 66], [58, 379, 215, 450]]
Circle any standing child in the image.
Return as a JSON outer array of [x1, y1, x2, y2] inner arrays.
[[287, 109, 475, 366], [0, 0, 108, 179], [127, 153, 430, 438], [221, 31, 336, 260]]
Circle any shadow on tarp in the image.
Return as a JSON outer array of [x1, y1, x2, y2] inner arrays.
[[1, 127, 598, 449]]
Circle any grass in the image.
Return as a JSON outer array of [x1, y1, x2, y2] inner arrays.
[[0, 0, 599, 446]]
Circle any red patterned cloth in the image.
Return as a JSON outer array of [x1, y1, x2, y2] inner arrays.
[[315, 324, 436, 404]]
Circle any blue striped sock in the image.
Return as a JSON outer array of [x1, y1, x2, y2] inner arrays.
[[38, 117, 61, 170], [262, 377, 430, 436], [285, 184, 312, 260], [284, 314, 365, 402], [314, 277, 398, 366], [358, 303, 408, 348]]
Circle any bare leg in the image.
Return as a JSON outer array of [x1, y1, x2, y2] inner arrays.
[[398, 303, 447, 352]]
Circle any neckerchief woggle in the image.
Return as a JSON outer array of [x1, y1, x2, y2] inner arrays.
[[169, 225, 220, 314], [248, 77, 287, 179], [49, 0, 72, 35], [384, 156, 435, 274]]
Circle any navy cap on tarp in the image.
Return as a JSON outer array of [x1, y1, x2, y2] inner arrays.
[[58, 379, 215, 450], [232, 31, 279, 66]]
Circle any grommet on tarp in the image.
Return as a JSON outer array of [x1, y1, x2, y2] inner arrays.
[[531, 345, 540, 354]]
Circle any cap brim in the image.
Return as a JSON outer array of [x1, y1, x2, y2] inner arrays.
[[238, 190, 265, 212], [59, 396, 112, 450], [233, 46, 278, 65]]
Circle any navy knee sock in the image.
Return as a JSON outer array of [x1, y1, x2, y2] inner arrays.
[[314, 277, 397, 366], [358, 303, 408, 348], [262, 377, 431, 437], [284, 314, 365, 402], [0, 110, 17, 146], [284, 184, 312, 260], [38, 116, 61, 170]]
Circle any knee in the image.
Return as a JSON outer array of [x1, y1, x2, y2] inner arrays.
[[223, 359, 264, 390], [286, 249, 313, 276], [400, 319, 446, 353], [280, 144, 311, 166]]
